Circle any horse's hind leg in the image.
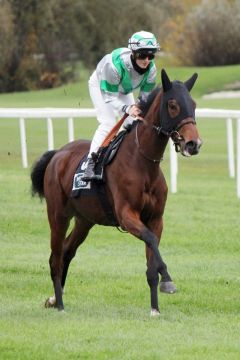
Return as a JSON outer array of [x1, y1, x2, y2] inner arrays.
[[45, 214, 69, 311], [45, 217, 93, 309], [61, 217, 93, 290]]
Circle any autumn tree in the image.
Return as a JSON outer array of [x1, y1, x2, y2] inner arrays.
[[162, 0, 240, 65]]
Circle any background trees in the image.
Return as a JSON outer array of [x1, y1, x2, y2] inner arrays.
[[0, 0, 239, 93], [163, 0, 240, 66]]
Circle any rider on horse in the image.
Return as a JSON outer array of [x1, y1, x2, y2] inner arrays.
[[82, 30, 160, 181]]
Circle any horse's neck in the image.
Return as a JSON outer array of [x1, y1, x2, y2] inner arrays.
[[145, 90, 162, 128], [138, 122, 169, 163], [138, 91, 169, 162]]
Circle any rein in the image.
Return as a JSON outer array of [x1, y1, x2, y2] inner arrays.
[[135, 122, 162, 163]]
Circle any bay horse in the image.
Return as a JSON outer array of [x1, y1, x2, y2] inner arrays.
[[31, 69, 202, 316]]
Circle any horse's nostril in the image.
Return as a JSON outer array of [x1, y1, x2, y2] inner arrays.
[[185, 141, 198, 154]]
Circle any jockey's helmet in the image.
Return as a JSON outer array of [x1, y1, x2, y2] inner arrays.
[[128, 31, 160, 52]]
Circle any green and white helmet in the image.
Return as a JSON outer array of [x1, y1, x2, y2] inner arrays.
[[128, 31, 160, 52]]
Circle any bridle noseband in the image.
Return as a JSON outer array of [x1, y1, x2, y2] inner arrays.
[[153, 118, 196, 152], [135, 117, 196, 162]]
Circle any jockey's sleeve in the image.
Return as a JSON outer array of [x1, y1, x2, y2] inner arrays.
[[98, 59, 132, 114], [103, 92, 129, 115]]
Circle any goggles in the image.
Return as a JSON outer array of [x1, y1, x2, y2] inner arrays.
[[135, 52, 155, 60]]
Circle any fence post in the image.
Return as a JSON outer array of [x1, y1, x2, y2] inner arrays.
[[47, 117, 54, 150], [19, 118, 28, 168], [68, 117, 74, 142], [237, 119, 240, 198], [226, 118, 235, 178]]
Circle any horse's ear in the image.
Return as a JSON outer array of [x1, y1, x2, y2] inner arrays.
[[161, 69, 172, 92], [184, 73, 198, 92]]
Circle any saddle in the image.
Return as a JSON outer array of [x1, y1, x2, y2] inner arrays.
[[92, 128, 127, 179], [71, 122, 136, 225]]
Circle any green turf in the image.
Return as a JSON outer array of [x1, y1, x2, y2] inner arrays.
[[0, 67, 240, 359], [0, 63, 239, 108]]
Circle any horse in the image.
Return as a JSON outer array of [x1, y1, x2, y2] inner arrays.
[[31, 69, 202, 316]]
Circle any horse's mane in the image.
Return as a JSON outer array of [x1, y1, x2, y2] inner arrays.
[[138, 86, 161, 117]]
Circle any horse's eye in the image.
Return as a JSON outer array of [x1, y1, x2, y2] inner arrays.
[[169, 103, 176, 110], [168, 100, 180, 118]]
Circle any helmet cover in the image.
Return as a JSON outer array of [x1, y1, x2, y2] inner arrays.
[[128, 31, 160, 52]]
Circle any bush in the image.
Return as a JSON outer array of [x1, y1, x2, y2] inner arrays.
[[163, 0, 240, 66]]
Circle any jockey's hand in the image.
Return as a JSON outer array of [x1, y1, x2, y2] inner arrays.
[[123, 105, 144, 120]]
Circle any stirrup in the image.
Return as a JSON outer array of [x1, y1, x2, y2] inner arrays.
[[82, 157, 103, 181], [82, 171, 103, 181]]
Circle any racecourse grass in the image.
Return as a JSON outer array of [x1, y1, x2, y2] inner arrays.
[[0, 67, 240, 359]]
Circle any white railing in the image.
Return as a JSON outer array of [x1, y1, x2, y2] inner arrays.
[[0, 107, 240, 197]]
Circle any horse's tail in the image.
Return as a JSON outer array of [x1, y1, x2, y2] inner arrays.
[[31, 150, 57, 199]]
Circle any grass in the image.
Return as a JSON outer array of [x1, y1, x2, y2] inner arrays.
[[0, 63, 240, 108], [0, 65, 240, 359]]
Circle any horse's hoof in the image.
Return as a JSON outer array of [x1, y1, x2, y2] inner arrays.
[[59, 309, 66, 313], [150, 309, 160, 317], [160, 281, 177, 294], [45, 296, 56, 308]]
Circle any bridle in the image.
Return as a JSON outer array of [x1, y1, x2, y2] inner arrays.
[[167, 118, 196, 153], [135, 117, 196, 162]]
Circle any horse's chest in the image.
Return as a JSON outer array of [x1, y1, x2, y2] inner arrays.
[[143, 190, 164, 215], [142, 174, 167, 215]]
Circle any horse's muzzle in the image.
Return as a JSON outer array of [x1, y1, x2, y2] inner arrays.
[[183, 138, 202, 156]]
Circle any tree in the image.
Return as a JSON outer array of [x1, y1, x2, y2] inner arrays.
[[0, 0, 79, 91], [0, 1, 16, 92], [162, 0, 240, 66], [3, 0, 239, 92], [72, 0, 160, 67]]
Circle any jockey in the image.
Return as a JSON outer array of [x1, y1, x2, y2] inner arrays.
[[82, 30, 160, 181]]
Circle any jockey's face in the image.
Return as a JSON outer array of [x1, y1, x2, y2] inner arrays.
[[136, 57, 151, 69], [133, 50, 155, 69]]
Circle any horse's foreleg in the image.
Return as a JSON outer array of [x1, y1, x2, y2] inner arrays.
[[148, 217, 176, 288], [145, 218, 161, 315], [146, 250, 159, 315], [119, 208, 175, 314], [121, 211, 171, 280], [146, 218, 176, 315], [61, 217, 93, 289]]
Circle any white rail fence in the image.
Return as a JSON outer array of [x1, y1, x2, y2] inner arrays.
[[0, 108, 240, 198]]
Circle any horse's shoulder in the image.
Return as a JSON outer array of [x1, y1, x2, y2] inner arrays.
[[153, 171, 168, 195]]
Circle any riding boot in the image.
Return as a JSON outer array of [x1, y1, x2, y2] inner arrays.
[[82, 157, 102, 181]]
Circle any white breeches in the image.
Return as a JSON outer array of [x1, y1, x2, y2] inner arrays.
[[88, 71, 135, 156]]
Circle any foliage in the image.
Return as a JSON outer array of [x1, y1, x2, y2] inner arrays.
[[163, 0, 240, 66], [64, 0, 161, 66], [0, 1, 16, 92], [0, 0, 240, 92], [0, 0, 80, 92]]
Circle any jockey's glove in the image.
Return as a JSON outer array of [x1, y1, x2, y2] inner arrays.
[[122, 104, 142, 118]]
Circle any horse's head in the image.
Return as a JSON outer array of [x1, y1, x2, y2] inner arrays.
[[159, 69, 202, 156]]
